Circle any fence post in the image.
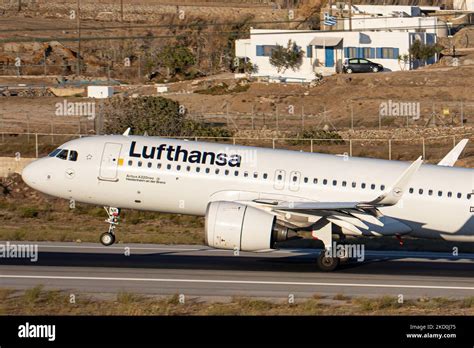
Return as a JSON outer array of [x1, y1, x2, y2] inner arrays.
[[272, 138, 275, 149], [251, 105, 255, 130], [349, 139, 352, 157], [275, 106, 279, 131], [350, 102, 354, 131], [422, 138, 426, 159], [35, 133, 38, 159], [301, 106, 304, 130], [388, 139, 392, 160], [310, 139, 313, 153]]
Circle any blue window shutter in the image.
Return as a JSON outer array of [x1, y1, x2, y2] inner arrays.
[[376, 47, 383, 58], [393, 48, 399, 59], [306, 45, 313, 58], [370, 48, 375, 59], [344, 47, 349, 57], [357, 47, 363, 58], [256, 45, 264, 56]]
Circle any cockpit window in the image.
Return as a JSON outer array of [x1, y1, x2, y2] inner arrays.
[[68, 150, 78, 161], [56, 149, 69, 160], [48, 148, 62, 157]]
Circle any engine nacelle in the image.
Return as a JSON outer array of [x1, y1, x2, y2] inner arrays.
[[205, 201, 294, 251]]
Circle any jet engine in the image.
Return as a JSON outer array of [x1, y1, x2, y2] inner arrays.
[[205, 201, 297, 251]]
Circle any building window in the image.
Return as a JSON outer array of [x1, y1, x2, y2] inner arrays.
[[256, 45, 277, 57], [376, 47, 399, 59], [306, 45, 313, 58], [345, 47, 358, 58]]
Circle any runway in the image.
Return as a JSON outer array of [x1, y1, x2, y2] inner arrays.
[[1, 242, 473, 299]]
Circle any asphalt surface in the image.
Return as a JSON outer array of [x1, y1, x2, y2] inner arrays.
[[0, 242, 473, 299]]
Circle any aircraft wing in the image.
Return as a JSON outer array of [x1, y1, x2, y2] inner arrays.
[[250, 157, 423, 236], [437, 139, 468, 166]]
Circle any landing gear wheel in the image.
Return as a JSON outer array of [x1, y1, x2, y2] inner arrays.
[[100, 232, 115, 246], [316, 251, 340, 272]]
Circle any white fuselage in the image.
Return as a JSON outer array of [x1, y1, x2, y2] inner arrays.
[[22, 135, 474, 242]]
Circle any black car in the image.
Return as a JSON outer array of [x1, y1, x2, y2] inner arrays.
[[343, 58, 384, 73]]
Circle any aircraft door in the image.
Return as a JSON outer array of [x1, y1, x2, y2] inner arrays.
[[274, 169, 286, 190], [289, 171, 301, 192], [99, 142, 122, 181]]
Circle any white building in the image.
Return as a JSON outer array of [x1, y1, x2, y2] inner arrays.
[[324, 4, 447, 37], [235, 29, 438, 81], [339, 16, 447, 37], [453, 0, 474, 11]]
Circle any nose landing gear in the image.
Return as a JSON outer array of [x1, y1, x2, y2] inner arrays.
[[100, 207, 120, 246]]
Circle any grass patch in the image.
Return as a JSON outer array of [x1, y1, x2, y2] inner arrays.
[[2, 288, 474, 315]]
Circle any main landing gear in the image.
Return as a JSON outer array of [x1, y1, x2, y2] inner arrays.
[[316, 251, 340, 272], [100, 207, 120, 246]]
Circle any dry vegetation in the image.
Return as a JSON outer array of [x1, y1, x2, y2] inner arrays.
[[1, 286, 473, 315]]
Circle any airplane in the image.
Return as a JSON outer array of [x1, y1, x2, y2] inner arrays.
[[21, 131, 473, 271]]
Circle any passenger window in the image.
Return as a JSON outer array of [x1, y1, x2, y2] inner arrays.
[[196, 167, 200, 172], [438, 191, 442, 197], [186, 166, 191, 172], [253, 173, 258, 178], [225, 170, 229, 175], [138, 161, 143, 167], [448, 192, 452, 198], [409, 188, 414, 194], [157, 163, 162, 169], [215, 169, 220, 174], [176, 165, 181, 171], [342, 181, 347, 187], [323, 179, 328, 185], [205, 168, 210, 173], [278, 175, 283, 180], [68, 150, 78, 161], [352, 182, 356, 188], [468, 194, 471, 200], [313, 178, 318, 184], [244, 172, 248, 177], [361, 183, 366, 189], [304, 177, 308, 183], [147, 162, 152, 168], [381, 185, 385, 191], [56, 149, 69, 160], [263, 173, 268, 179], [332, 180, 337, 186], [234, 171, 239, 176], [128, 160, 133, 166], [418, 189, 423, 195], [457, 193, 462, 199], [167, 164, 171, 170], [293, 176, 298, 182], [371, 184, 375, 190], [428, 190, 433, 196]]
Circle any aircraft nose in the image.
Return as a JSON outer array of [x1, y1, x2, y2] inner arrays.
[[21, 161, 38, 187], [22, 160, 51, 189]]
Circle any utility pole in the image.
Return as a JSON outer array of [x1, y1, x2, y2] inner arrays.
[[76, 0, 81, 75], [349, 0, 352, 31]]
